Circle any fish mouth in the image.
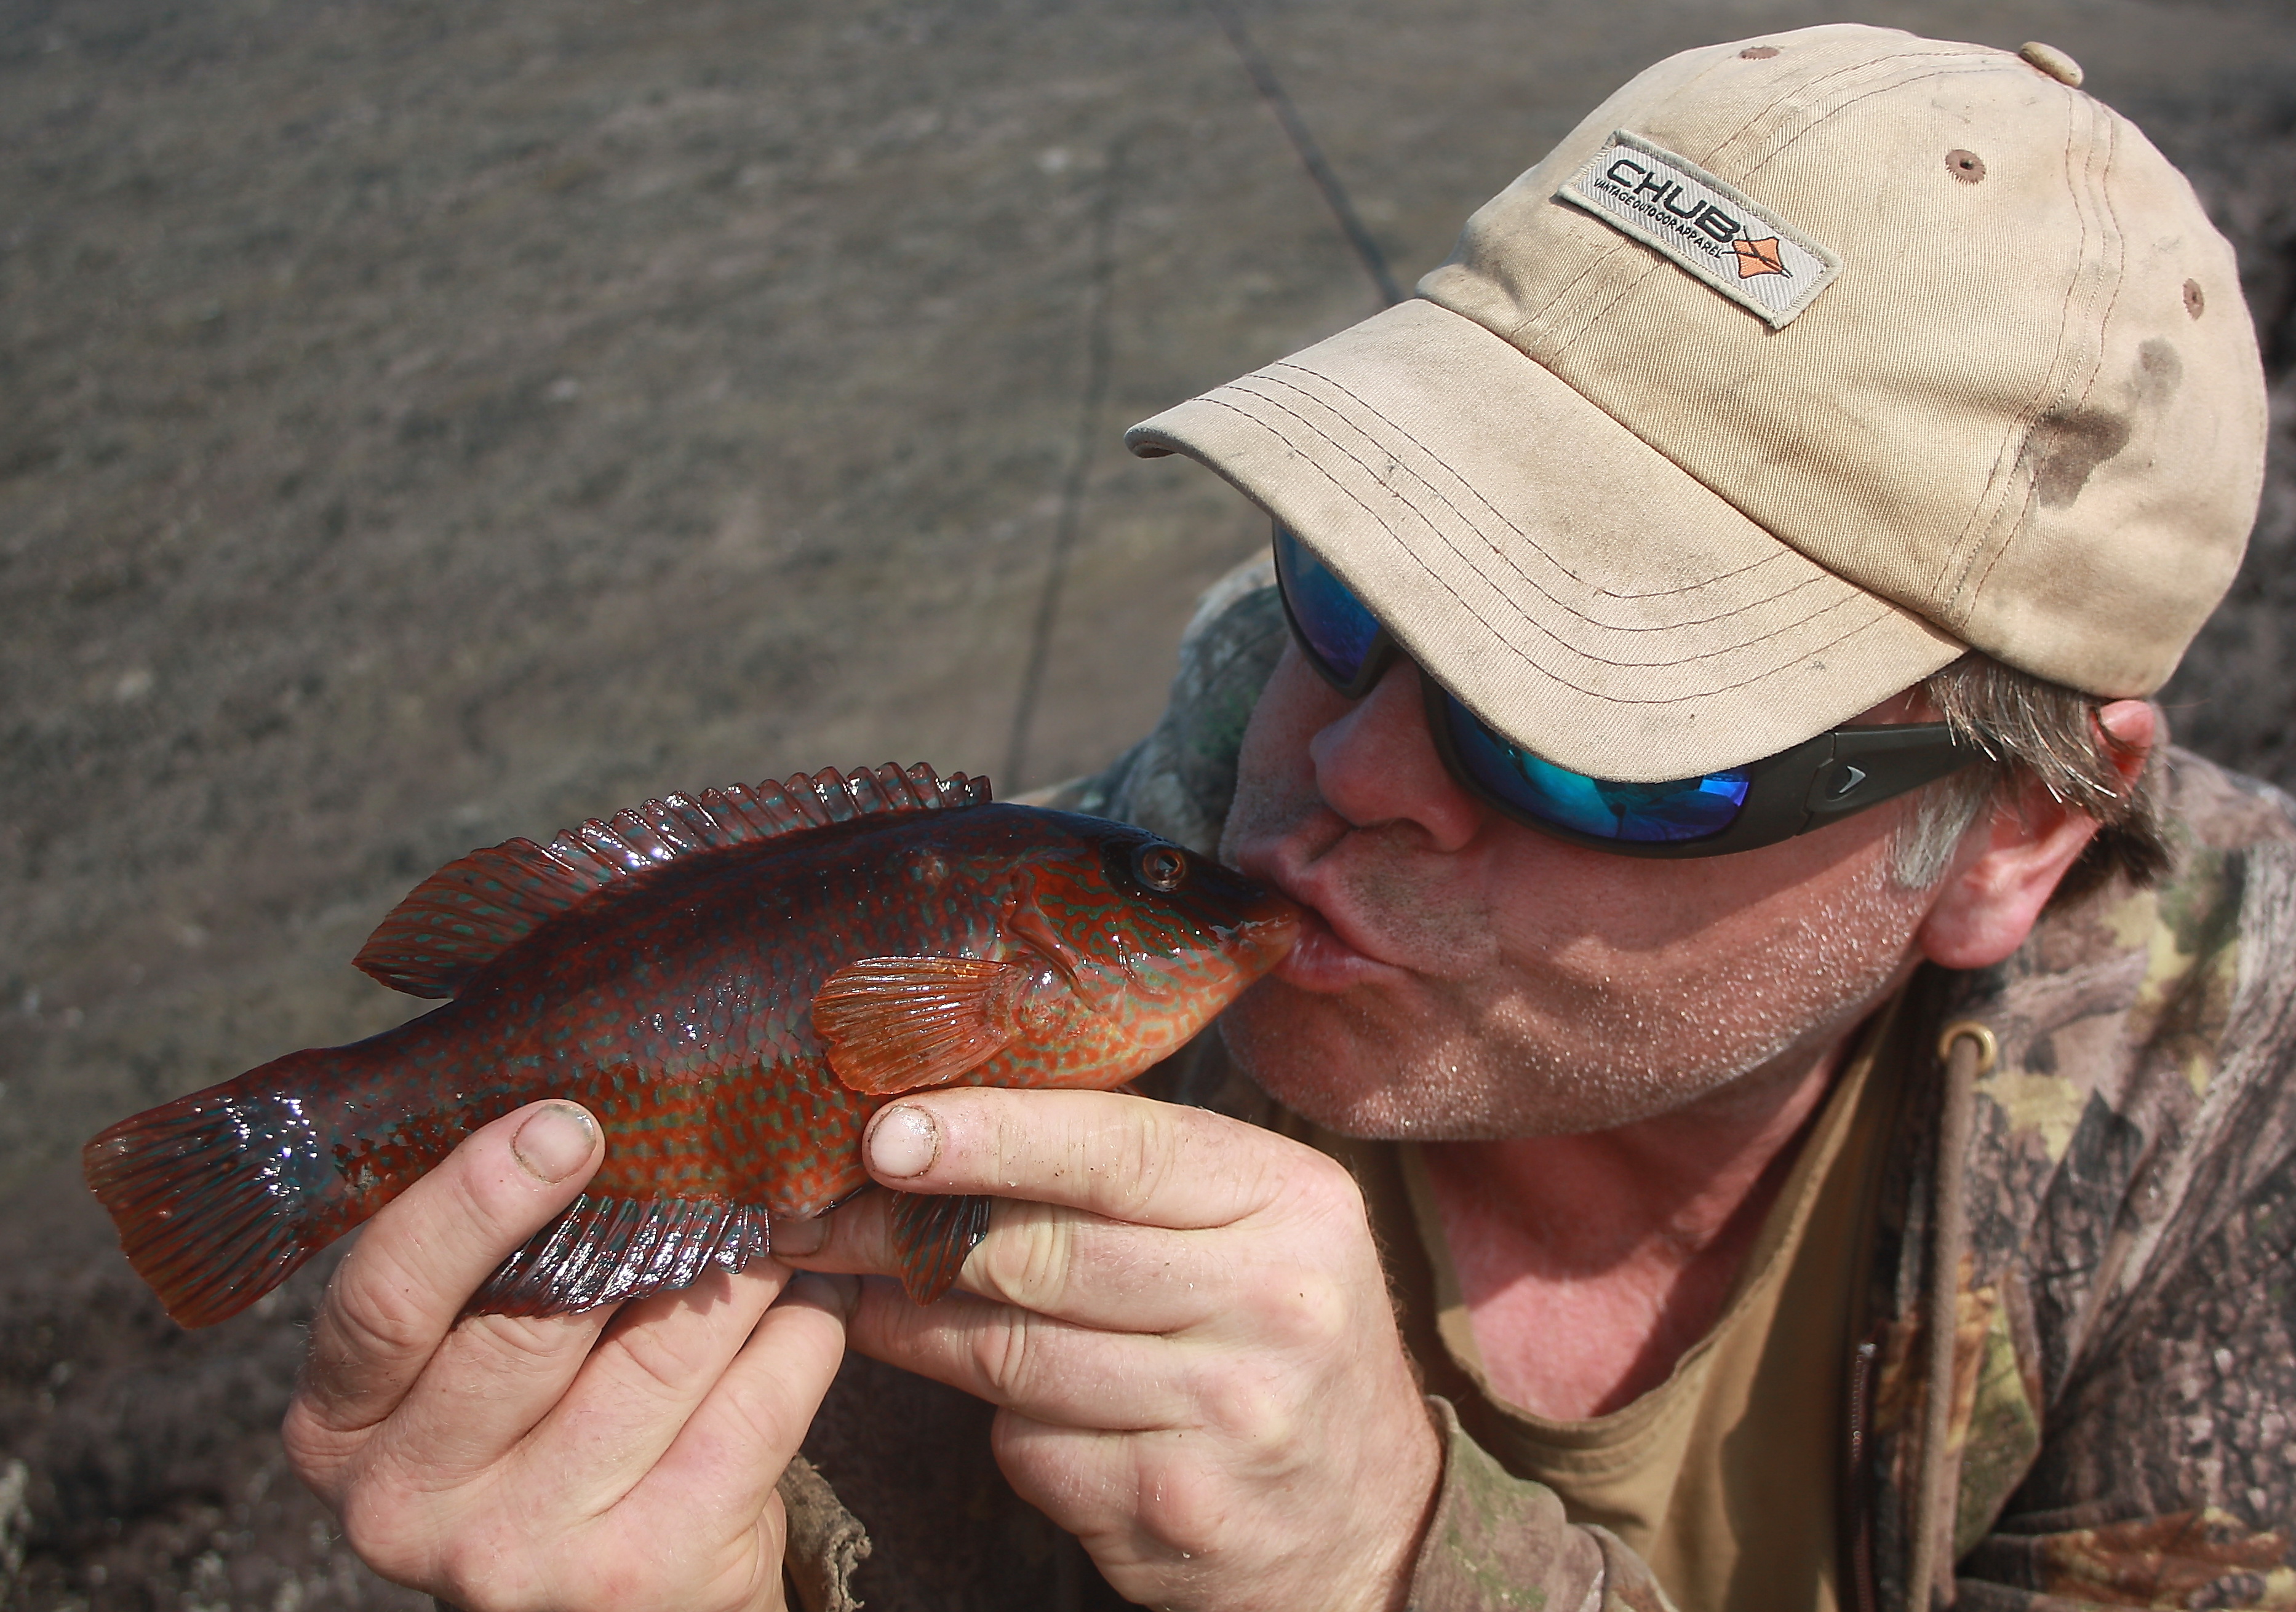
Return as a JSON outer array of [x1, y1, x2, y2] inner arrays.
[[1225, 899, 1304, 978], [1228, 843, 1415, 987]]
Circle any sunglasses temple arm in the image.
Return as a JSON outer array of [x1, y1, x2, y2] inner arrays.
[[1801, 726, 1979, 828]]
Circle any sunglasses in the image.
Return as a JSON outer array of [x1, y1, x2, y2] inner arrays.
[[1271, 525, 1975, 858]]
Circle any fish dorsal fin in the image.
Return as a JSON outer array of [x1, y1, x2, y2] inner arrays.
[[355, 764, 992, 998]]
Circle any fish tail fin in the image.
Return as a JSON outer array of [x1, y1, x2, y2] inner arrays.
[[82, 1049, 375, 1328]]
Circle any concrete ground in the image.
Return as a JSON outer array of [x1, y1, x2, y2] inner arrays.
[[2, 0, 2292, 1605]]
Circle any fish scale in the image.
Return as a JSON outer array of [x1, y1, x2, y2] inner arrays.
[[84, 764, 1298, 1328]]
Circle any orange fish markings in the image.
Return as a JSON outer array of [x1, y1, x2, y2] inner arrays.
[[82, 765, 1300, 1329]]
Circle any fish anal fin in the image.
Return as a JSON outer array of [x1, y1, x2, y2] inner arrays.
[[888, 1191, 991, 1304], [811, 956, 1032, 1095], [356, 764, 993, 999], [466, 1192, 772, 1317]]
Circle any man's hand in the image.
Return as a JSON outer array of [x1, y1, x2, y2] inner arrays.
[[779, 1088, 1443, 1612], [283, 1100, 849, 1612]]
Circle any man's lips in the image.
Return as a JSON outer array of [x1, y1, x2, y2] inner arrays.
[[1236, 853, 1413, 994], [1278, 905, 1393, 993]]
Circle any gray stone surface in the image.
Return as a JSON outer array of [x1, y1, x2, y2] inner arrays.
[[1, 1, 2292, 1605]]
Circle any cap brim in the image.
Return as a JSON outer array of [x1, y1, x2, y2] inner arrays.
[[1126, 300, 1964, 782]]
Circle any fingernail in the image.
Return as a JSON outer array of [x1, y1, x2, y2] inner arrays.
[[867, 1105, 938, 1179], [512, 1103, 596, 1183], [773, 1210, 828, 1257]]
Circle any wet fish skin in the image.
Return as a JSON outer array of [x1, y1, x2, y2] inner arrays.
[[82, 766, 1300, 1328]]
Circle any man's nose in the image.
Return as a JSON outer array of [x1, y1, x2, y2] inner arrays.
[[1307, 657, 1485, 852]]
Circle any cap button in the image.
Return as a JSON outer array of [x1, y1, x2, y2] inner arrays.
[[2018, 41, 2084, 87]]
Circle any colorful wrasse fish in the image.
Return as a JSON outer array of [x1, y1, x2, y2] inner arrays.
[[83, 764, 1299, 1328]]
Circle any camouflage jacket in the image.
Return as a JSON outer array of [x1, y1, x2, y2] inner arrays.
[[787, 565, 2296, 1612]]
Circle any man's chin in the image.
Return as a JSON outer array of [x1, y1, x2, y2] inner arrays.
[[1218, 985, 1402, 1129], [1216, 985, 1530, 1140], [1215, 980, 1761, 1142]]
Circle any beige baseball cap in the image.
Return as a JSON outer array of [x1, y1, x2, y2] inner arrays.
[[1126, 25, 2266, 782]]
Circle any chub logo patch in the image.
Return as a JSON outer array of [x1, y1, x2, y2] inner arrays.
[[1731, 237, 1789, 279], [1559, 132, 1840, 327]]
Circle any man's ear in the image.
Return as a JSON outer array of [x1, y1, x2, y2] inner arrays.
[[1916, 701, 2156, 972]]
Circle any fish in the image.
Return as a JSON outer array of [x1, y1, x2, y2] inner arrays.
[[82, 763, 1300, 1328]]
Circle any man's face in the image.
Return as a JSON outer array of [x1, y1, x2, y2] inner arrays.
[[1218, 646, 1948, 1140]]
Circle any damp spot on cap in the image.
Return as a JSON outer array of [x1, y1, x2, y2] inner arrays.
[[2135, 337, 2183, 404], [2030, 410, 2131, 507], [1947, 150, 1985, 185], [2017, 41, 2083, 87], [1739, 46, 1779, 59], [2025, 343, 2180, 507], [2183, 279, 2206, 319]]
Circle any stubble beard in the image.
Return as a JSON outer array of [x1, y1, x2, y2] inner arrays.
[[1218, 840, 1932, 1142]]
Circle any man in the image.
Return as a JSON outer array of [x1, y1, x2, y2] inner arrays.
[[281, 25, 2296, 1611]]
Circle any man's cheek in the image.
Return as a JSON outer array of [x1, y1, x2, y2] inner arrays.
[[1219, 763, 1303, 870], [1220, 649, 1344, 863]]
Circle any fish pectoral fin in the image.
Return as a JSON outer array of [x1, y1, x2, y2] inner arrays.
[[466, 1192, 771, 1317], [811, 955, 1026, 1095], [888, 1190, 992, 1304]]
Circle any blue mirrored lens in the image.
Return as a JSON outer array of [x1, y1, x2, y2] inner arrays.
[[1273, 525, 1383, 686], [1442, 697, 1752, 843]]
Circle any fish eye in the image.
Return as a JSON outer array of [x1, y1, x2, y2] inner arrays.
[[1130, 843, 1189, 893]]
